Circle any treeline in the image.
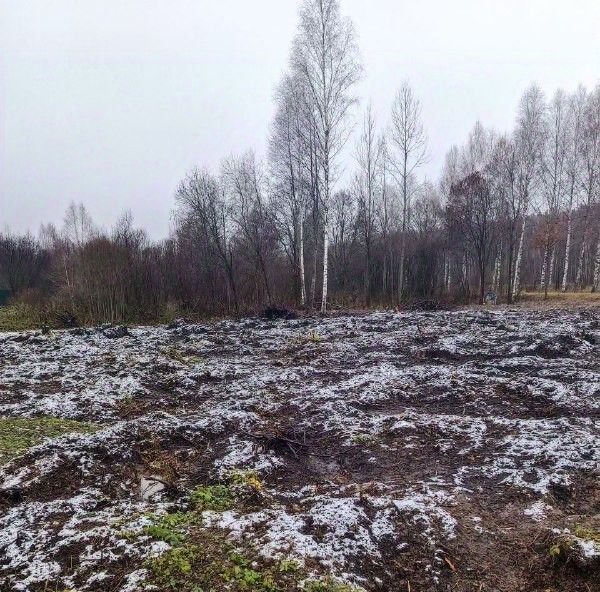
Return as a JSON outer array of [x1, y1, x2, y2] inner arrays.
[[1, 0, 599, 326]]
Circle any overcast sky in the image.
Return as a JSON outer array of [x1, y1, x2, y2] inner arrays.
[[1, 0, 598, 239]]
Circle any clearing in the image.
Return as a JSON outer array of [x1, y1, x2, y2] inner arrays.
[[0, 306, 598, 591]]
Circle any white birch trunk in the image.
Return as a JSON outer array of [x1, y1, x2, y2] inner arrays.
[[398, 246, 405, 303], [444, 257, 450, 293], [513, 218, 526, 299], [575, 242, 586, 288], [320, 210, 329, 314], [548, 247, 556, 290], [594, 238, 600, 291], [492, 244, 502, 293], [299, 218, 306, 307], [561, 214, 573, 292], [540, 245, 549, 292]]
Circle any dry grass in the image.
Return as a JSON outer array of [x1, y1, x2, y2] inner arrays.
[[518, 291, 600, 307]]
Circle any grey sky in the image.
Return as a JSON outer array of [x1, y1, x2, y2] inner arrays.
[[1, 0, 598, 239]]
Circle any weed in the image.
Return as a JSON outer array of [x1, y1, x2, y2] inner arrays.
[[548, 525, 600, 564], [304, 331, 323, 343], [162, 346, 202, 366], [304, 578, 362, 592], [573, 526, 600, 544], [225, 468, 263, 491], [351, 433, 376, 445], [189, 484, 234, 512], [278, 559, 299, 573]]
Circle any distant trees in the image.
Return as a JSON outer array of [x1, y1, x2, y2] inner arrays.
[[175, 169, 239, 312], [0, 234, 48, 295], [1, 82, 598, 327], [1, 1, 599, 326], [448, 172, 498, 304]]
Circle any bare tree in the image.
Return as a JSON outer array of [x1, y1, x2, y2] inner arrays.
[[377, 138, 395, 302], [175, 169, 239, 312], [330, 189, 357, 297], [270, 73, 311, 306], [291, 0, 361, 313], [576, 85, 600, 289], [561, 86, 586, 292], [355, 103, 384, 305], [390, 82, 428, 301], [512, 85, 546, 300], [63, 202, 96, 247], [440, 145, 461, 294], [448, 172, 499, 303], [537, 90, 570, 298], [222, 152, 274, 306]]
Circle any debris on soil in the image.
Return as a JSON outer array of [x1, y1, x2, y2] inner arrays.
[[261, 306, 299, 320], [0, 307, 598, 591]]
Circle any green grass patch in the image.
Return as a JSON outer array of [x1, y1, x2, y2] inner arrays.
[[573, 526, 600, 545], [189, 484, 234, 512], [548, 525, 600, 563], [146, 525, 357, 592], [0, 303, 41, 332], [143, 490, 363, 592], [0, 416, 97, 464], [350, 433, 377, 445]]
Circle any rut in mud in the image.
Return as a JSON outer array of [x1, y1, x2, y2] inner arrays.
[[0, 307, 599, 591]]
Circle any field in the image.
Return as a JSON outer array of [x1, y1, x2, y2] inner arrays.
[[0, 306, 599, 591]]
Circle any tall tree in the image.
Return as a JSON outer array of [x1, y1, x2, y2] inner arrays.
[[270, 73, 312, 306], [512, 85, 546, 300], [576, 85, 600, 289], [355, 103, 384, 306], [291, 0, 361, 313], [561, 86, 586, 292], [538, 90, 569, 298], [390, 82, 428, 302]]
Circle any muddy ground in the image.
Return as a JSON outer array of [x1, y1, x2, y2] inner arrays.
[[0, 306, 598, 591]]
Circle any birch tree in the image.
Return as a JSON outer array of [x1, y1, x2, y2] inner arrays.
[[291, 0, 361, 313], [561, 87, 586, 292], [576, 85, 600, 289], [512, 85, 545, 299], [539, 90, 569, 299], [440, 146, 461, 294], [377, 138, 395, 301]]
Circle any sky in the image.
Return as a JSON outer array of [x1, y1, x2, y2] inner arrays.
[[1, 0, 599, 239]]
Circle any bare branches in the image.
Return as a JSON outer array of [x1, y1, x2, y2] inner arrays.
[[291, 0, 361, 312]]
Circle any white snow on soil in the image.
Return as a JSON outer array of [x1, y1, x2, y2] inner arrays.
[[0, 308, 598, 590]]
